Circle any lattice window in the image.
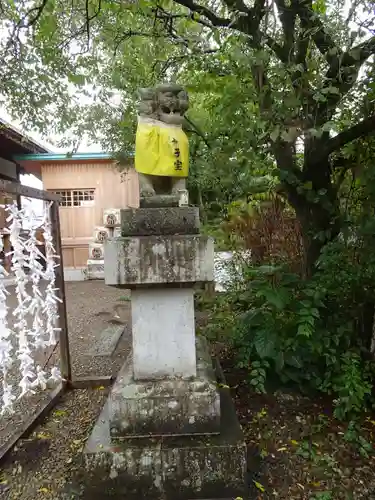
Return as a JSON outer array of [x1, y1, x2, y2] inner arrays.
[[51, 189, 95, 207]]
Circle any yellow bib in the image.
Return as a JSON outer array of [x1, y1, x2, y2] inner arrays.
[[135, 122, 189, 178]]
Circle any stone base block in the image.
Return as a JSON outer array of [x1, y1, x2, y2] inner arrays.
[[83, 386, 248, 500], [121, 207, 200, 236], [104, 234, 214, 288], [86, 259, 104, 280], [140, 194, 180, 208], [109, 337, 220, 437]]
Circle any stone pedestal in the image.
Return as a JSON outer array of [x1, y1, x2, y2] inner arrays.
[[83, 384, 247, 500], [109, 337, 220, 438], [83, 204, 248, 499]]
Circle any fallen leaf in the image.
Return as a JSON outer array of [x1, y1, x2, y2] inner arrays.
[[218, 383, 230, 389], [38, 488, 49, 493], [53, 410, 66, 417], [37, 432, 51, 440], [253, 480, 265, 492], [277, 447, 287, 452], [257, 408, 268, 418]]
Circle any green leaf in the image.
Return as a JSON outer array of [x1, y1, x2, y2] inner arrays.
[[285, 354, 302, 368], [258, 287, 287, 309], [270, 126, 280, 142], [68, 73, 86, 85], [327, 86, 340, 95], [254, 330, 277, 359], [274, 350, 285, 371], [297, 324, 312, 336], [310, 127, 324, 138], [213, 30, 221, 45]]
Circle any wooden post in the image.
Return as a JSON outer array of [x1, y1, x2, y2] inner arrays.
[[16, 166, 22, 211], [49, 200, 72, 382]]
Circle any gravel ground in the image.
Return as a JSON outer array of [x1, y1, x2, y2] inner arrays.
[[0, 387, 110, 500], [0, 280, 132, 452]]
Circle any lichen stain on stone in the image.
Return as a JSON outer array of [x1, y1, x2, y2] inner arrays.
[[151, 243, 166, 256], [113, 235, 213, 285], [167, 400, 179, 409]]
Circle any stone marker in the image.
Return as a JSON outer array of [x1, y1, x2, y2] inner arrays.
[[86, 324, 124, 357], [83, 84, 248, 499]]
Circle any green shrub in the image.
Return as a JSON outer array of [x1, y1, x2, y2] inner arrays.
[[206, 242, 375, 419]]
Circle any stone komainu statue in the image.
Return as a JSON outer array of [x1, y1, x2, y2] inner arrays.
[[135, 84, 189, 198]]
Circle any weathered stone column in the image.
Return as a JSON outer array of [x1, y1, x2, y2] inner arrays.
[[105, 208, 212, 379], [104, 206, 221, 437]]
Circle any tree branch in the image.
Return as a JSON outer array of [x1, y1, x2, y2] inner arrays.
[[275, 0, 296, 59], [184, 115, 210, 148], [317, 114, 375, 161], [154, 6, 213, 28], [173, 0, 267, 43], [265, 36, 288, 62], [326, 34, 375, 80], [172, 0, 231, 26], [221, 0, 250, 14], [294, 0, 340, 62], [315, 36, 375, 124], [24, 0, 50, 28]]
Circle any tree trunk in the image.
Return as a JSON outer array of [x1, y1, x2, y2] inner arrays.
[[292, 190, 341, 276], [273, 138, 342, 276], [284, 161, 340, 276]]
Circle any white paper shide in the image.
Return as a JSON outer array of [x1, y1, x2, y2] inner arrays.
[[0, 201, 63, 415]]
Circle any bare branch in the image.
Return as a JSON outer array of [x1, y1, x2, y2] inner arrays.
[[318, 115, 375, 159], [275, 0, 296, 58], [184, 115, 210, 148], [221, 0, 251, 14], [24, 0, 50, 28], [327, 35, 375, 80], [294, 0, 340, 62], [172, 0, 231, 27]]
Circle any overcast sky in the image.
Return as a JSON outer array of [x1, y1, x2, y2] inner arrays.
[[0, 105, 103, 190]]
